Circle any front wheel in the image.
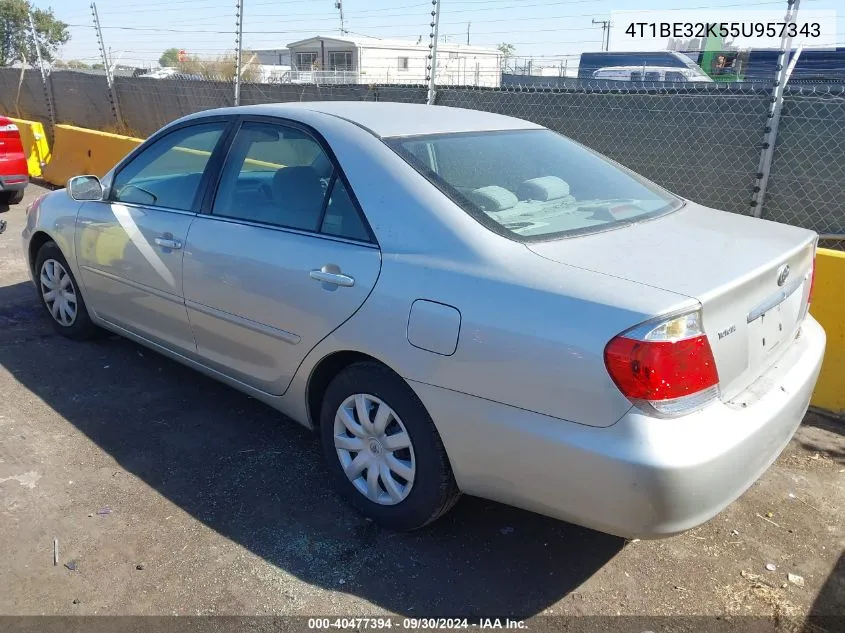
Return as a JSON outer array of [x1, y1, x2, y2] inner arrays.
[[34, 241, 99, 340], [320, 362, 460, 531]]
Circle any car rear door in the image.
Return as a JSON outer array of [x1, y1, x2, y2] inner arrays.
[[181, 118, 381, 395], [75, 120, 231, 352]]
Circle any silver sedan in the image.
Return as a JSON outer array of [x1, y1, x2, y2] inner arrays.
[[21, 103, 826, 537]]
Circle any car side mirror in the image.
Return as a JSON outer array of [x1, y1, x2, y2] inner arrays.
[[67, 175, 104, 201]]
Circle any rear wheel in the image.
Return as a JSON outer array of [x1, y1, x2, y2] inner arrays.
[[320, 362, 460, 531], [34, 241, 99, 340]]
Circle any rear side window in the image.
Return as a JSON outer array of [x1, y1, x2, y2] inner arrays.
[[111, 123, 225, 211], [212, 121, 370, 241], [321, 177, 369, 241], [388, 129, 680, 242]]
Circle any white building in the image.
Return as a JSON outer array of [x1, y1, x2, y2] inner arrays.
[[282, 35, 502, 87]]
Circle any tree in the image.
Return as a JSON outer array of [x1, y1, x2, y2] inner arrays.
[[66, 59, 89, 70], [181, 52, 260, 82], [159, 47, 180, 68], [0, 0, 69, 67], [497, 42, 515, 72]]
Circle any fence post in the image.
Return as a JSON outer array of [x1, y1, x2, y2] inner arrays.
[[234, 0, 244, 106], [28, 11, 56, 135], [426, 0, 441, 105], [750, 0, 801, 218], [91, 1, 125, 130]]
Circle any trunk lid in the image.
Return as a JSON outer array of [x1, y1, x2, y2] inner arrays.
[[527, 202, 817, 400]]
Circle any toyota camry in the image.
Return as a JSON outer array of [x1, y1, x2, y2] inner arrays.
[[21, 102, 825, 537]]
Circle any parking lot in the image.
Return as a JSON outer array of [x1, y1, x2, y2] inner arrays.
[[0, 183, 843, 620]]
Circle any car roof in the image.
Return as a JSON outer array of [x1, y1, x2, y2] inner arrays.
[[198, 101, 544, 138]]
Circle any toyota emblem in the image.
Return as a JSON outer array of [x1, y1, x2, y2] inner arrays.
[[776, 263, 790, 287]]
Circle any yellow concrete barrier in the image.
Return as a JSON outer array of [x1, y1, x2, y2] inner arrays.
[[8, 117, 51, 178], [38, 124, 282, 187], [41, 124, 143, 186], [810, 248, 845, 415]]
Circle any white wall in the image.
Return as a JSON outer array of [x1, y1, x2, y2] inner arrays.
[[360, 46, 501, 87], [359, 47, 429, 84], [285, 38, 501, 87]]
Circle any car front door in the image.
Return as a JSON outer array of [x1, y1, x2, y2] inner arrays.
[[182, 119, 381, 394], [75, 120, 230, 352]]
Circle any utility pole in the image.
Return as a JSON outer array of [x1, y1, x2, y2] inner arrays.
[[28, 11, 56, 132], [426, 0, 441, 105], [592, 18, 610, 51], [335, 1, 346, 35], [234, 0, 243, 106], [751, 0, 802, 217], [91, 2, 123, 128], [466, 22, 470, 45]]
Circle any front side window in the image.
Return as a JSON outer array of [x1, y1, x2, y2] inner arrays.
[[111, 122, 225, 211], [388, 129, 680, 242], [212, 121, 370, 241]]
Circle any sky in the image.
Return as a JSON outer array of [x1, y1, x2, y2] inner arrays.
[[34, 0, 844, 69]]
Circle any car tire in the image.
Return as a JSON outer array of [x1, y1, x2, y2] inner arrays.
[[320, 361, 460, 531], [0, 190, 24, 206], [34, 241, 99, 340]]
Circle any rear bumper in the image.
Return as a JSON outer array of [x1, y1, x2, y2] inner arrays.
[[413, 316, 826, 538], [0, 174, 28, 191]]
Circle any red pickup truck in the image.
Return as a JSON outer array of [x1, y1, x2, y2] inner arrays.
[[0, 115, 29, 206]]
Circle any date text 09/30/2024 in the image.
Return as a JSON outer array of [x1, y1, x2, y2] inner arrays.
[[307, 618, 527, 630]]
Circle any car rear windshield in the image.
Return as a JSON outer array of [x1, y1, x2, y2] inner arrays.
[[387, 129, 681, 241]]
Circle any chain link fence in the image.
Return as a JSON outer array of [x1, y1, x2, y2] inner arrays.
[[764, 84, 845, 250], [1, 66, 843, 249]]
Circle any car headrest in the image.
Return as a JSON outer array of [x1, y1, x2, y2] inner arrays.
[[518, 176, 570, 201], [272, 166, 324, 215], [467, 186, 518, 213]]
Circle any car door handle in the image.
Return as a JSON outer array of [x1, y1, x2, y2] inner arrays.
[[309, 269, 355, 287], [154, 236, 183, 250]]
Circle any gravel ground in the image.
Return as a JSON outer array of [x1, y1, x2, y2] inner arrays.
[[0, 185, 843, 622]]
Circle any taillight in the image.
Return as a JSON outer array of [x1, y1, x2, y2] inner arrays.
[[0, 121, 24, 153], [604, 309, 719, 417]]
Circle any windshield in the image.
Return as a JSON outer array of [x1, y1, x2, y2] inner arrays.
[[387, 129, 681, 241]]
